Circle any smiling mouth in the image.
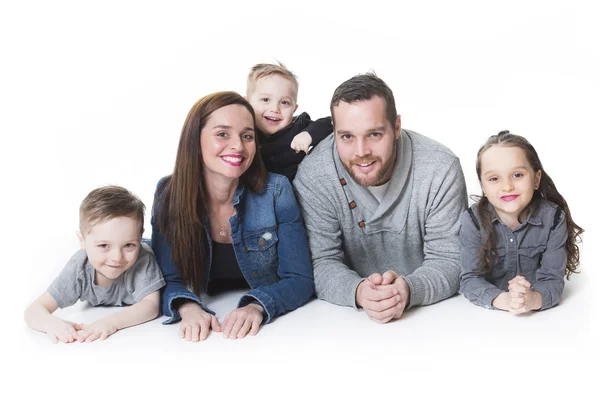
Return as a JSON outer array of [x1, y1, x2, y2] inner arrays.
[[106, 265, 122, 269], [501, 195, 519, 201], [264, 116, 281, 123], [220, 155, 245, 166], [353, 160, 376, 169]]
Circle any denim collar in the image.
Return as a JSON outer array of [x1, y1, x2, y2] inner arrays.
[[232, 180, 246, 207], [489, 201, 542, 226]]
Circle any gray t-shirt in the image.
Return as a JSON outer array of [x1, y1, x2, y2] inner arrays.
[[48, 243, 165, 308]]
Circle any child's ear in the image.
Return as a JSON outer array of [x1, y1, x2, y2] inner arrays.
[[294, 104, 298, 113], [77, 231, 85, 249], [535, 170, 542, 189]]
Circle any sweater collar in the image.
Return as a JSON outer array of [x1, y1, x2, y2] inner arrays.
[[333, 130, 414, 232]]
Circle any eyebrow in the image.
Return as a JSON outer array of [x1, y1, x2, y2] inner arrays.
[[482, 166, 528, 176], [92, 239, 139, 244], [336, 126, 386, 135], [213, 125, 254, 132], [258, 93, 294, 100]]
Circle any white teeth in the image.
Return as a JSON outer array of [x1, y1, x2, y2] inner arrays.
[[222, 156, 243, 163]]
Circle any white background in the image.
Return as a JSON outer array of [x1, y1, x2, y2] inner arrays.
[[1, 0, 598, 398]]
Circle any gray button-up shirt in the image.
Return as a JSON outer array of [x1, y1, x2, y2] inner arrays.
[[459, 199, 567, 310]]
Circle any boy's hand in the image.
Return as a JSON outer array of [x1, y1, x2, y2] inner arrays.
[[46, 319, 82, 344], [221, 303, 263, 339], [290, 131, 313, 154], [77, 319, 118, 342]]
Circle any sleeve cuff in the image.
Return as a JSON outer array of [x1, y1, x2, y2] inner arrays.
[[133, 278, 166, 302], [531, 287, 554, 311], [238, 290, 276, 324], [481, 287, 505, 310], [403, 274, 425, 308], [162, 292, 214, 325], [352, 278, 366, 310]]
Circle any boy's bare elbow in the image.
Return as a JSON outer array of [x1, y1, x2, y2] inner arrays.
[[23, 305, 33, 325], [149, 303, 160, 319], [144, 292, 161, 319]]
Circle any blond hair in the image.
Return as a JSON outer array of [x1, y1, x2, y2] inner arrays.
[[246, 62, 299, 101], [79, 185, 145, 235]]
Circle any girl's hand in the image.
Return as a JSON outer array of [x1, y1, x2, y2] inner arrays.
[[508, 276, 542, 314], [178, 301, 221, 342], [77, 319, 118, 342], [46, 319, 82, 344], [221, 303, 263, 339], [491, 292, 511, 311]]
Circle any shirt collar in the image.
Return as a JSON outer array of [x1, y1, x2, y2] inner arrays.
[[489, 201, 542, 226]]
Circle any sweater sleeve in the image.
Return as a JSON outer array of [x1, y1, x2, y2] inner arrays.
[[403, 159, 467, 307], [293, 169, 365, 309]]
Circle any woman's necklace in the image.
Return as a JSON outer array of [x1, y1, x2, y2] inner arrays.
[[218, 222, 227, 236], [209, 209, 232, 237]]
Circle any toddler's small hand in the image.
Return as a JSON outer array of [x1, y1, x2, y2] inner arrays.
[[290, 131, 313, 154]]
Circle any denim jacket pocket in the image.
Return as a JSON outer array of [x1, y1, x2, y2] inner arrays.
[[489, 247, 507, 282], [518, 245, 546, 277], [242, 227, 280, 277]]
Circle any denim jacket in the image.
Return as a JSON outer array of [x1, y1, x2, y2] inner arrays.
[[459, 199, 567, 310], [151, 173, 315, 324]]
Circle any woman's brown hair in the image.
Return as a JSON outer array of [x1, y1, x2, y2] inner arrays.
[[474, 131, 583, 278], [153, 91, 267, 295]]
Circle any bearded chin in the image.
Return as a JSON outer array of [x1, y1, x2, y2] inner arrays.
[[343, 147, 396, 187], [341, 158, 382, 187]]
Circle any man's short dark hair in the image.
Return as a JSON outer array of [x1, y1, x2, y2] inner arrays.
[[330, 72, 397, 129]]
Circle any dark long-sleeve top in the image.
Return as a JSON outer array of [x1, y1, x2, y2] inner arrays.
[[258, 112, 332, 181]]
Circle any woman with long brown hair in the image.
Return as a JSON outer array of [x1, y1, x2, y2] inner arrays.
[[151, 91, 314, 341]]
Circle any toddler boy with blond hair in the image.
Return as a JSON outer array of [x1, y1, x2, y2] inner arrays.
[[246, 62, 332, 181]]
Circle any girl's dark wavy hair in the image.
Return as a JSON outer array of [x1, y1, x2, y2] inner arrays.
[[474, 130, 583, 278]]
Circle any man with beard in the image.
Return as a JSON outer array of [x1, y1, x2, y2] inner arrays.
[[293, 73, 467, 323]]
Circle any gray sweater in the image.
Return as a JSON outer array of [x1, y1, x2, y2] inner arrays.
[[293, 130, 468, 309]]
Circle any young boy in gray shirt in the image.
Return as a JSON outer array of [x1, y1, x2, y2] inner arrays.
[[24, 186, 165, 343]]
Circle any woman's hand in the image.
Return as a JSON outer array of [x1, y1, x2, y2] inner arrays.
[[178, 301, 221, 342], [221, 303, 264, 339]]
